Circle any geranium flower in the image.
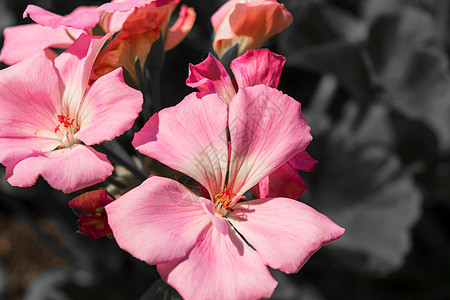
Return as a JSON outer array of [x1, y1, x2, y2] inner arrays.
[[0, 0, 195, 65], [187, 48, 317, 199], [0, 34, 143, 193], [211, 0, 293, 58], [106, 84, 344, 299]]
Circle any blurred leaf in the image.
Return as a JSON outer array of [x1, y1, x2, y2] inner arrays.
[[386, 48, 450, 150], [389, 109, 439, 163], [303, 110, 332, 138], [354, 102, 395, 147], [23, 266, 147, 300], [367, 8, 436, 75], [367, 8, 450, 150], [281, 0, 367, 51], [360, 0, 404, 22], [286, 41, 374, 100], [271, 269, 325, 300], [139, 279, 181, 300], [309, 105, 423, 274], [0, 1, 15, 32], [23, 268, 71, 300], [279, 1, 374, 101]]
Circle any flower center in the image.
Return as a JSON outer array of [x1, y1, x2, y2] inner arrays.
[[54, 114, 80, 149], [214, 185, 244, 217]]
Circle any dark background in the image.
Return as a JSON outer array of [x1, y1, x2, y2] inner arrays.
[[0, 0, 449, 299]]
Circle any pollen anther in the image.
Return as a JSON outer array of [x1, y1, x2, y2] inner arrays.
[[54, 114, 80, 149], [214, 185, 244, 217]]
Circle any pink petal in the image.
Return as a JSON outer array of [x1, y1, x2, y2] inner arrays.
[[229, 198, 345, 273], [55, 34, 109, 118], [0, 139, 57, 167], [210, 0, 238, 31], [201, 199, 229, 235], [97, 0, 161, 13], [288, 150, 318, 172], [227, 85, 312, 197], [0, 24, 82, 65], [75, 68, 143, 145], [211, 3, 235, 58], [5, 145, 113, 193], [0, 50, 61, 135], [106, 176, 211, 264], [24, 5, 100, 29], [165, 5, 196, 51], [230, 48, 286, 89], [133, 93, 229, 196], [0, 51, 62, 163], [157, 224, 277, 300], [102, 10, 133, 33], [251, 162, 307, 199], [186, 53, 236, 104]]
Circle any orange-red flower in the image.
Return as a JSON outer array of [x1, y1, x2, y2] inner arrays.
[[91, 2, 196, 84]]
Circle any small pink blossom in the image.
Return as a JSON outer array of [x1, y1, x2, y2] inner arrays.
[[106, 84, 344, 299], [0, 34, 143, 193], [187, 49, 318, 199], [211, 0, 293, 58]]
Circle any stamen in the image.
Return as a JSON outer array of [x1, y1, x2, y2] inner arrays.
[[214, 185, 244, 217], [57, 114, 74, 128], [54, 114, 80, 150]]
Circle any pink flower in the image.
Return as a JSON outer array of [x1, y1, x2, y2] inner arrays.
[[69, 189, 114, 239], [187, 48, 317, 199], [211, 0, 293, 58], [0, 0, 195, 65], [0, 34, 143, 193], [106, 83, 344, 299]]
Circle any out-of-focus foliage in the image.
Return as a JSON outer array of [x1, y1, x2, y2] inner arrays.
[[308, 103, 422, 274]]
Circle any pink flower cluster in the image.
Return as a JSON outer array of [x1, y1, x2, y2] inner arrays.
[[0, 0, 344, 299]]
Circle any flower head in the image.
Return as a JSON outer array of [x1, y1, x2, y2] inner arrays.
[[106, 83, 344, 299], [187, 49, 318, 199], [211, 0, 293, 58], [0, 34, 143, 193]]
